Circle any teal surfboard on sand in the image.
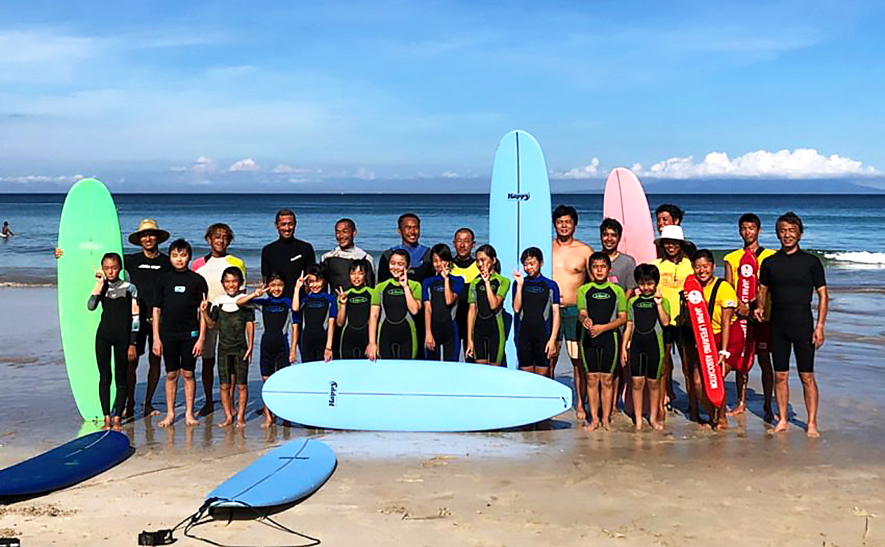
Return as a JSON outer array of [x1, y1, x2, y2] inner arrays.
[[57, 178, 124, 421], [489, 130, 553, 368]]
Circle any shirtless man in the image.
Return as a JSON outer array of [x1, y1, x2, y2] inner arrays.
[[551, 205, 594, 421]]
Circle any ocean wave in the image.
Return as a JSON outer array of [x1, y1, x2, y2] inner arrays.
[[821, 251, 885, 265]]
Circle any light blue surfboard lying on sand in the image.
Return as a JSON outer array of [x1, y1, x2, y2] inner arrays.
[[262, 360, 572, 432], [489, 130, 553, 368], [207, 439, 336, 509]]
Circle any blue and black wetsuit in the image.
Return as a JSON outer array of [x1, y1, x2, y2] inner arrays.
[[422, 274, 465, 361], [252, 296, 294, 376], [514, 274, 560, 369], [373, 278, 423, 359], [88, 279, 139, 418], [627, 295, 670, 379], [297, 292, 337, 363], [468, 273, 511, 364], [576, 281, 627, 375], [340, 286, 373, 359]]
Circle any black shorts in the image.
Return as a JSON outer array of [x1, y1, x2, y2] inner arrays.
[[162, 336, 197, 373], [580, 332, 619, 375], [260, 346, 289, 377], [135, 318, 154, 357], [771, 315, 815, 374], [662, 325, 680, 345]]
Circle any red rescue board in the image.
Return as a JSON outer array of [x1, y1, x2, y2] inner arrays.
[[735, 250, 758, 374], [684, 275, 725, 407]]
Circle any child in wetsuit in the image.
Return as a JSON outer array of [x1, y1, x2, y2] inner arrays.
[[423, 244, 465, 362], [201, 266, 254, 428], [152, 239, 208, 428], [466, 244, 511, 366], [367, 249, 423, 360], [293, 265, 337, 363], [621, 264, 670, 431], [336, 260, 373, 359], [87, 252, 139, 430], [512, 247, 560, 377], [577, 252, 627, 431], [237, 271, 294, 427]]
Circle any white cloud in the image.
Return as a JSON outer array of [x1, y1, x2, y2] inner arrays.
[[441, 171, 461, 178], [272, 164, 316, 174], [172, 156, 217, 173], [636, 149, 879, 179], [228, 158, 259, 172], [552, 157, 601, 179], [355, 166, 376, 180], [0, 174, 83, 185]]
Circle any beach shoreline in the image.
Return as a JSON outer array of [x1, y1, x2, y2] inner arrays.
[[1, 285, 883, 545]]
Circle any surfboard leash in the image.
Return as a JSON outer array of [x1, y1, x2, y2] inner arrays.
[[139, 497, 321, 547]]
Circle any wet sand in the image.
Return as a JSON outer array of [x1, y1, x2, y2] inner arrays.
[[1, 287, 883, 545]]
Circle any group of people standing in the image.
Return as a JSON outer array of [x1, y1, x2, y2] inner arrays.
[[65, 203, 828, 437]]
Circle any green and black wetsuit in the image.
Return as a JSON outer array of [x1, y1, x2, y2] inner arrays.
[[372, 278, 422, 359], [626, 295, 670, 379], [576, 281, 626, 375], [468, 273, 511, 364]]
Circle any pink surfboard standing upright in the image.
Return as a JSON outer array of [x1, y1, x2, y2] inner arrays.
[[603, 168, 657, 265], [603, 168, 656, 418]]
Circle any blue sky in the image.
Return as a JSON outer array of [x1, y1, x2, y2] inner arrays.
[[1, 0, 884, 191]]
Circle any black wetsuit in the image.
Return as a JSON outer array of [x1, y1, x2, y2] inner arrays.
[[261, 237, 316, 299], [340, 286, 372, 359], [422, 274, 465, 361], [451, 256, 479, 360], [125, 251, 172, 356], [759, 248, 826, 373], [88, 279, 138, 417], [154, 269, 208, 373], [373, 279, 422, 359], [297, 292, 337, 363], [577, 282, 627, 375], [627, 295, 669, 379], [252, 296, 294, 376], [513, 274, 560, 369]]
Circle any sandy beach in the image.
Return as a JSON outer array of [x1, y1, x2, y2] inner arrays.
[[1, 286, 883, 546]]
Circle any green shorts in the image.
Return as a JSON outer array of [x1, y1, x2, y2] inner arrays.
[[217, 346, 249, 386], [559, 305, 580, 342]]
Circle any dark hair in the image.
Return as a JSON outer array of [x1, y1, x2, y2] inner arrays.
[[169, 238, 192, 258], [204, 223, 234, 243], [634, 263, 660, 284], [389, 248, 411, 267], [276, 209, 296, 224], [397, 213, 420, 228], [776, 211, 804, 234], [101, 252, 122, 268], [589, 251, 611, 268], [336, 218, 355, 231], [520, 246, 544, 264], [738, 213, 761, 229], [552, 205, 578, 225], [306, 264, 326, 280], [454, 227, 475, 241], [222, 266, 244, 285], [655, 204, 684, 224], [691, 249, 715, 264], [349, 259, 370, 274], [431, 243, 454, 263], [266, 271, 285, 284], [476, 244, 501, 273], [600, 218, 623, 237]]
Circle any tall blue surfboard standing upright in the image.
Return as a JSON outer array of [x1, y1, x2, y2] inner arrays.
[[489, 130, 553, 369]]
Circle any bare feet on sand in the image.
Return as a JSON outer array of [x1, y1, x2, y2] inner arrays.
[[261, 417, 274, 428], [144, 405, 161, 417], [772, 419, 789, 433], [584, 419, 600, 432], [184, 413, 199, 426], [807, 423, 821, 438], [650, 420, 664, 431], [112, 417, 123, 431], [726, 403, 746, 417], [158, 414, 175, 428], [576, 406, 586, 422], [236, 419, 247, 428], [218, 417, 234, 428]]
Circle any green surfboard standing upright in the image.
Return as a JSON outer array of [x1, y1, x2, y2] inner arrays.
[[57, 178, 124, 421]]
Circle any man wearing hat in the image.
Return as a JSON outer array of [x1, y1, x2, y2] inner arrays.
[[651, 225, 696, 423], [124, 219, 173, 418]]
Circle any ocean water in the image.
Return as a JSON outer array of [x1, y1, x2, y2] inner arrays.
[[1, 193, 884, 288]]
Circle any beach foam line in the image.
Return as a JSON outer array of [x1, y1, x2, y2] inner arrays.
[[822, 251, 885, 265]]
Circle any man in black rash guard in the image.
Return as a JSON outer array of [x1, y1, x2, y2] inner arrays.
[[755, 211, 828, 438], [124, 219, 172, 418], [261, 209, 316, 299], [321, 218, 375, 290]]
